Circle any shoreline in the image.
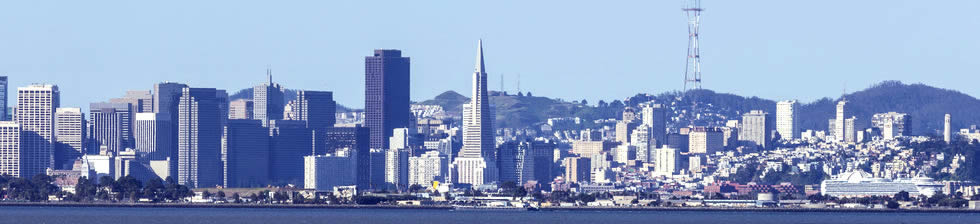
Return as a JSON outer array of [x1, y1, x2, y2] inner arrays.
[[1, 202, 979, 213]]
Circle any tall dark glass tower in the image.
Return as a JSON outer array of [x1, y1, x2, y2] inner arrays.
[[364, 49, 410, 150]]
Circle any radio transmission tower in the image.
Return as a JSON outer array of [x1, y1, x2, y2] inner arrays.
[[683, 0, 703, 91]]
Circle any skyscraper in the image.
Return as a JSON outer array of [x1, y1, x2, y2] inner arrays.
[[740, 110, 774, 149], [290, 90, 337, 129], [54, 108, 84, 169], [364, 49, 411, 149], [384, 148, 409, 190], [834, 99, 850, 142], [0, 121, 21, 177], [642, 104, 667, 147], [323, 126, 371, 189], [110, 90, 154, 113], [222, 119, 270, 188], [134, 112, 172, 160], [268, 120, 312, 186], [254, 70, 284, 125], [0, 76, 7, 121], [228, 99, 253, 120], [89, 102, 131, 154], [177, 87, 223, 188], [455, 40, 497, 186], [498, 140, 535, 185], [153, 82, 188, 170], [776, 100, 800, 140], [16, 84, 59, 178]]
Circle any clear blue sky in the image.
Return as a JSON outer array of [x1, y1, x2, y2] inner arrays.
[[1, 0, 978, 110]]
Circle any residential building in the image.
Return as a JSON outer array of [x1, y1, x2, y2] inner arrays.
[[776, 100, 800, 140]]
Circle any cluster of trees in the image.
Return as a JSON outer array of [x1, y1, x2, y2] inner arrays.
[[0, 174, 194, 202], [731, 163, 827, 186], [909, 139, 980, 183]]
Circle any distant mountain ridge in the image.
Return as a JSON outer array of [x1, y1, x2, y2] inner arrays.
[[419, 81, 980, 133]]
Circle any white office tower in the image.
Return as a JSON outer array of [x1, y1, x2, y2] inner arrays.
[[630, 124, 652, 162], [834, 99, 850, 142], [16, 84, 59, 178], [385, 148, 409, 190], [134, 113, 172, 160], [945, 114, 952, 143], [54, 108, 85, 169], [654, 147, 680, 177], [408, 150, 448, 188], [455, 40, 498, 186], [304, 149, 355, 191], [641, 104, 667, 146], [776, 100, 800, 140], [0, 122, 22, 177]]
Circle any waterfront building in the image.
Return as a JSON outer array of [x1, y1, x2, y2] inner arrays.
[[54, 108, 85, 169], [16, 84, 59, 178], [222, 119, 269, 188], [0, 121, 21, 177], [304, 149, 355, 191], [365, 49, 411, 149], [177, 87, 223, 188], [776, 100, 800, 140], [409, 150, 448, 188]]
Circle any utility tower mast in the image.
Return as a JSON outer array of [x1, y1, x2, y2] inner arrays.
[[683, 0, 703, 91]]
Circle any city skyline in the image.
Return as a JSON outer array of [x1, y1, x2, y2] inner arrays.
[[2, 1, 979, 111]]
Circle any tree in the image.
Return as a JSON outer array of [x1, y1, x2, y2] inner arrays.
[[894, 191, 911, 201], [216, 191, 226, 199], [886, 200, 900, 209]]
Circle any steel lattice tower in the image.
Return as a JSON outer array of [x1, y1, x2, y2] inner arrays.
[[683, 0, 703, 91]]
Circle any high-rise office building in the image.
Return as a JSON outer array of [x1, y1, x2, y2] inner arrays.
[[16, 84, 59, 177], [776, 100, 800, 140], [222, 119, 270, 188], [89, 102, 131, 154], [688, 126, 724, 154], [134, 112, 172, 160], [530, 140, 556, 184], [268, 120, 312, 186], [365, 49, 411, 149], [655, 147, 680, 176], [290, 90, 336, 129], [153, 82, 187, 175], [323, 126, 371, 189], [254, 71, 285, 125], [739, 110, 775, 149], [0, 76, 7, 121], [498, 140, 535, 185], [369, 148, 386, 190], [228, 99, 253, 120], [110, 90, 154, 113], [177, 87, 223, 188], [0, 121, 21, 177], [563, 157, 591, 183], [642, 104, 667, 146], [834, 99, 850, 142], [384, 148, 409, 190], [408, 150, 448, 188], [54, 108, 85, 169], [456, 40, 498, 186]]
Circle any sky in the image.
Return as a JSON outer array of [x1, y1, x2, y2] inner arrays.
[[1, 0, 978, 110]]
